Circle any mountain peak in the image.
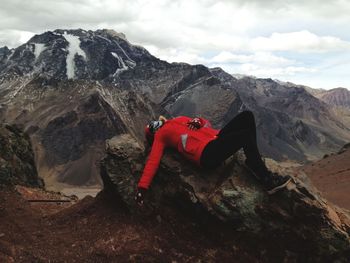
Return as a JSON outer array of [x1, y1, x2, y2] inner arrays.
[[49, 28, 127, 41], [0, 28, 153, 80], [329, 87, 348, 92], [98, 29, 127, 40]]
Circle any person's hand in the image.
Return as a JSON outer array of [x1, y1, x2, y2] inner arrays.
[[158, 115, 167, 122], [135, 188, 147, 206], [187, 118, 202, 130]]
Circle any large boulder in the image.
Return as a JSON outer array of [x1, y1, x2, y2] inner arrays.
[[0, 124, 43, 188], [100, 134, 350, 262]]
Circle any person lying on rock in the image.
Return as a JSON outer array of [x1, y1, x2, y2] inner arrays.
[[135, 111, 292, 206]]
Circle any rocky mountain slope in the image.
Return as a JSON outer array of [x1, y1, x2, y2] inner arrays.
[[0, 124, 43, 187], [314, 87, 350, 127], [297, 143, 350, 210], [215, 70, 350, 161], [316, 87, 350, 108], [1, 29, 349, 190]]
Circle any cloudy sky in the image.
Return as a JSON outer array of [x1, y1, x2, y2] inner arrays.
[[1, 0, 350, 90]]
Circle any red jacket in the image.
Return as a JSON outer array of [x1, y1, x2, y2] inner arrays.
[[138, 116, 219, 189]]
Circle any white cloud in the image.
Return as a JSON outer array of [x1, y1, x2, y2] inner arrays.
[[230, 0, 350, 20], [238, 64, 316, 77], [251, 31, 350, 52], [211, 51, 294, 66], [209, 52, 317, 80], [0, 30, 34, 47], [148, 46, 207, 65]]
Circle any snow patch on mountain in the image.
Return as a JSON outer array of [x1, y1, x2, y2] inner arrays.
[[111, 52, 128, 75], [63, 32, 87, 79], [111, 49, 136, 76], [33, 43, 46, 60], [7, 49, 15, 61], [96, 35, 111, 43], [109, 40, 137, 76], [113, 40, 136, 67]]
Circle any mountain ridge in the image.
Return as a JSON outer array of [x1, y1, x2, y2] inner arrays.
[[316, 87, 350, 108]]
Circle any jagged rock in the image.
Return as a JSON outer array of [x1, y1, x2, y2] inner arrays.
[[101, 134, 350, 262], [0, 124, 43, 188]]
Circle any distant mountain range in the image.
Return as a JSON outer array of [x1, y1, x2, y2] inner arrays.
[[316, 87, 350, 108], [312, 87, 350, 129], [0, 29, 349, 189]]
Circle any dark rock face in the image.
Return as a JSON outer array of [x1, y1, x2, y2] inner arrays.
[[41, 97, 126, 165], [161, 73, 244, 127], [0, 46, 11, 64], [0, 124, 43, 188], [101, 134, 350, 262]]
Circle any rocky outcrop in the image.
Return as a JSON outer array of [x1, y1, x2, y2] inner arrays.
[[0, 124, 43, 187], [100, 134, 350, 262]]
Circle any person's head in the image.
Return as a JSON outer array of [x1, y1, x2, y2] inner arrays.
[[144, 116, 167, 144]]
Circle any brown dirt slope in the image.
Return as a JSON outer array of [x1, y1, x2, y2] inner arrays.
[[298, 144, 350, 210], [0, 187, 253, 263]]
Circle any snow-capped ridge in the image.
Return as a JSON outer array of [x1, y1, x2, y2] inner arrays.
[[0, 28, 158, 80]]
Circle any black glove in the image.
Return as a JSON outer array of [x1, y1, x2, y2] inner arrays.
[[135, 188, 147, 206], [187, 118, 202, 130]]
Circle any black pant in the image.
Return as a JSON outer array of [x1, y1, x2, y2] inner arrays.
[[200, 111, 264, 169]]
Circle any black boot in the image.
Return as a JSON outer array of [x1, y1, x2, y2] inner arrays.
[[244, 158, 269, 179], [245, 159, 292, 194]]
